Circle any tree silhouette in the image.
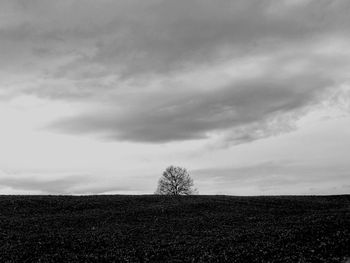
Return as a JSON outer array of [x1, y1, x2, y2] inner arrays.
[[155, 165, 197, 195]]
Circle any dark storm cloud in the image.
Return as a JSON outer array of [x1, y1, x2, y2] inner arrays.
[[50, 75, 332, 143], [23, 0, 348, 78], [88, 0, 350, 77], [1, 0, 350, 143], [4, 0, 349, 76]]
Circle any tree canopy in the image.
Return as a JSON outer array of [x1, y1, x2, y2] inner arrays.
[[155, 166, 197, 195]]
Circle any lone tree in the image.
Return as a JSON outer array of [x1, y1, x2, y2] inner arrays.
[[155, 165, 197, 195]]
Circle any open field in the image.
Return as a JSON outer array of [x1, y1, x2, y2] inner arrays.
[[0, 195, 349, 262]]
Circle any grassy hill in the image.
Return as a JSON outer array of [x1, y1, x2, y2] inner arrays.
[[0, 195, 349, 262]]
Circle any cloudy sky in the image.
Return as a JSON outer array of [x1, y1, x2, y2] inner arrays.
[[0, 0, 349, 195]]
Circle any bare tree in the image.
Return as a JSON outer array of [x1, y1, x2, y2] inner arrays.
[[155, 165, 197, 195]]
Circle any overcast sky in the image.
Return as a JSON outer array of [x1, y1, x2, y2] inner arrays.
[[1, 0, 349, 195]]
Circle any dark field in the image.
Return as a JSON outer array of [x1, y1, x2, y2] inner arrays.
[[0, 195, 349, 262]]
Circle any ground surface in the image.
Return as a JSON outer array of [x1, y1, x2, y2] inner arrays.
[[0, 195, 349, 262]]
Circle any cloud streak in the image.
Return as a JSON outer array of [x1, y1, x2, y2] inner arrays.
[[191, 160, 350, 195], [0, 172, 134, 194]]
